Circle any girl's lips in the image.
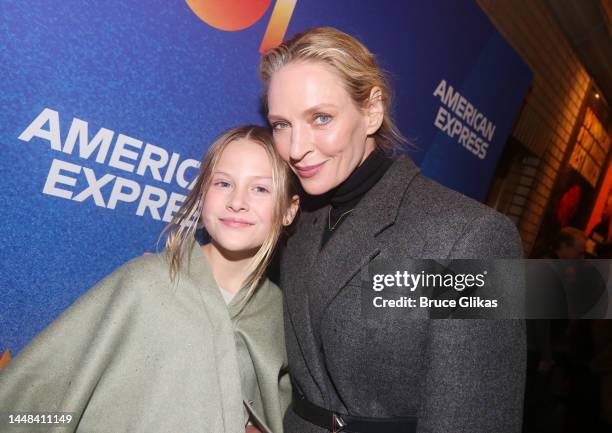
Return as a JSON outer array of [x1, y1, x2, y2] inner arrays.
[[219, 218, 253, 228], [294, 160, 327, 179]]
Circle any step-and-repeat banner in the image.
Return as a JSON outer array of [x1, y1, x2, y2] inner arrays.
[[0, 0, 531, 358]]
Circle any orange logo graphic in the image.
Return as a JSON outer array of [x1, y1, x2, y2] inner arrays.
[[185, 0, 297, 52], [0, 349, 11, 369]]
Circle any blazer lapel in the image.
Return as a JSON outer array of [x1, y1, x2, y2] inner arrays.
[[308, 156, 425, 334], [281, 205, 330, 397], [282, 156, 425, 400]]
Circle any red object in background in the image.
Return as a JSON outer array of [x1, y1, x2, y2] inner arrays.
[[557, 185, 582, 228], [185, 0, 272, 31], [184, 0, 298, 54], [0, 350, 11, 369], [587, 162, 612, 241]]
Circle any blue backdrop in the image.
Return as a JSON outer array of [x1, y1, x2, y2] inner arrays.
[[0, 0, 531, 355]]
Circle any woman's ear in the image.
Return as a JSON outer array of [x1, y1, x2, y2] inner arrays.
[[366, 86, 384, 135], [283, 194, 300, 226]]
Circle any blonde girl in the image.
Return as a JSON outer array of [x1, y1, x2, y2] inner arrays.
[[0, 125, 298, 433]]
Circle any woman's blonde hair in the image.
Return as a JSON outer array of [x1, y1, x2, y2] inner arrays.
[[259, 26, 406, 153], [162, 125, 295, 294]]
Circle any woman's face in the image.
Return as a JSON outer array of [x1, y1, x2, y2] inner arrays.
[[201, 139, 275, 255], [267, 61, 376, 195]]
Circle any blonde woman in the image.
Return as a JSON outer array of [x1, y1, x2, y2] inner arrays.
[[260, 28, 526, 433], [0, 125, 299, 433]]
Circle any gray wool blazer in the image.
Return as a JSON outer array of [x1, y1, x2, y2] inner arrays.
[[280, 155, 526, 433]]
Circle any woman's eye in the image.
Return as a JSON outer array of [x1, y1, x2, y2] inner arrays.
[[272, 121, 289, 131], [314, 114, 332, 125], [214, 180, 231, 188]]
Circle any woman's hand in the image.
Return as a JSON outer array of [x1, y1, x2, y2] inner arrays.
[[245, 425, 262, 433]]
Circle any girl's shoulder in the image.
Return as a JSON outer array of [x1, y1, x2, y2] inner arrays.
[[122, 252, 169, 277], [89, 253, 174, 304], [108, 253, 171, 287], [244, 278, 284, 315], [261, 278, 283, 300], [264, 278, 282, 293]]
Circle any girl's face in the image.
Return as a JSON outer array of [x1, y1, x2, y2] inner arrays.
[[267, 61, 377, 195], [201, 139, 275, 256]]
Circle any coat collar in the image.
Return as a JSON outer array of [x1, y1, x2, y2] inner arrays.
[[293, 154, 421, 251], [184, 239, 262, 319], [340, 154, 420, 236]]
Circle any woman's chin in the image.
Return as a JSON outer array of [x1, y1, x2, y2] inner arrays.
[[300, 178, 339, 196]]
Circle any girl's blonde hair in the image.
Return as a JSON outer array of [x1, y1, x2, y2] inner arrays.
[[259, 26, 406, 154], [163, 125, 295, 294]]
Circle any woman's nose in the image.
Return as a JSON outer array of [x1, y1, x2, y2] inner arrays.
[[289, 124, 313, 161]]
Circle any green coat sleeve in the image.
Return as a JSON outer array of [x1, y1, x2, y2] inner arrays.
[[0, 254, 247, 433]]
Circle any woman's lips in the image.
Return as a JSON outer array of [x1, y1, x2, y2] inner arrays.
[[294, 160, 327, 179], [219, 218, 253, 228]]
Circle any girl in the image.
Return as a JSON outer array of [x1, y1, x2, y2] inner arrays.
[[0, 125, 298, 433], [259, 27, 526, 433]]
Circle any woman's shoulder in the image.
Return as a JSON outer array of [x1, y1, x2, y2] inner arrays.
[[374, 156, 512, 233], [395, 168, 522, 258], [401, 170, 513, 228], [409, 173, 492, 217]]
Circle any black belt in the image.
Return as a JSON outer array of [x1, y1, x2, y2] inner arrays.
[[292, 390, 417, 433]]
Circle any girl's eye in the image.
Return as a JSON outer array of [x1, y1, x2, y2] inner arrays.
[[253, 186, 270, 194], [272, 121, 289, 131], [314, 113, 332, 125], [214, 180, 231, 188]]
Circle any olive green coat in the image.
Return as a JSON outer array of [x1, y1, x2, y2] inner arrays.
[[0, 241, 291, 433]]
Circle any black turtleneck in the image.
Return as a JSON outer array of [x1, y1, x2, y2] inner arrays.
[[322, 147, 393, 247]]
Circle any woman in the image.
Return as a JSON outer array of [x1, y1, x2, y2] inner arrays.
[[259, 28, 526, 433], [0, 126, 297, 433]]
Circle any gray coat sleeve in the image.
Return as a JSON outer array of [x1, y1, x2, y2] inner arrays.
[[417, 214, 527, 433]]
